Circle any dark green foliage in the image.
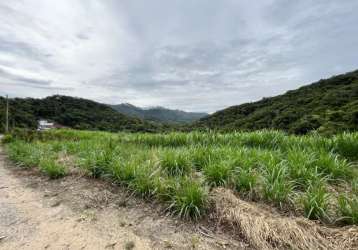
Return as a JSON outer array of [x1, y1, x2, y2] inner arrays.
[[193, 70, 358, 134], [0, 95, 164, 133], [1, 134, 14, 144]]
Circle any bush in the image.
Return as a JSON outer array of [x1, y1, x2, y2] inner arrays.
[[1, 134, 14, 144]]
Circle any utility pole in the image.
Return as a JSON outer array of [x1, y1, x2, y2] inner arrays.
[[5, 94, 9, 133]]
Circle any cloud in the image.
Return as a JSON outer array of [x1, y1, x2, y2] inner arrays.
[[0, 0, 357, 112]]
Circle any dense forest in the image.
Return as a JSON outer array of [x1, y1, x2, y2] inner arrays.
[[1, 70, 357, 134], [193, 70, 358, 134], [0, 95, 166, 133], [111, 103, 207, 124]]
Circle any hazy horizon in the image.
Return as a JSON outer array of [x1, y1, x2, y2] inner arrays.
[[1, 0, 357, 112]]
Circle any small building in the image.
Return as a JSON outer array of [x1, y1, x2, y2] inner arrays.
[[37, 119, 55, 131]]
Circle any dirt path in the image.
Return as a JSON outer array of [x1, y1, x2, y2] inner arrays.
[[0, 144, 246, 250]]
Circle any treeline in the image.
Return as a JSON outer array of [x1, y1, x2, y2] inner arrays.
[[193, 70, 358, 134], [0, 95, 170, 133]]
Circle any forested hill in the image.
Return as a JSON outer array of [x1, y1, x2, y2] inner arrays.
[[111, 103, 207, 124], [193, 69, 358, 134], [0, 95, 164, 132]]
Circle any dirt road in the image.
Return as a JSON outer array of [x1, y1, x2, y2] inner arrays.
[[0, 144, 245, 250]]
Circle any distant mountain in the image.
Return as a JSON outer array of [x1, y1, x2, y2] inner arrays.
[[193, 69, 358, 134], [0, 95, 164, 133], [111, 103, 208, 124]]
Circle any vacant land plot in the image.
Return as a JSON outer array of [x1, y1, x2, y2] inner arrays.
[[2, 129, 358, 249]]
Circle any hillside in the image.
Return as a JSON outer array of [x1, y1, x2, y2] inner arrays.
[[111, 103, 207, 124], [0, 95, 163, 132], [193, 70, 358, 134]]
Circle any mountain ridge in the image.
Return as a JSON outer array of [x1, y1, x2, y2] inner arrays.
[[111, 103, 207, 124], [193, 69, 358, 134]]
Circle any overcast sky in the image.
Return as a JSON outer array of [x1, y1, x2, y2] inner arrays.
[[0, 0, 357, 112]]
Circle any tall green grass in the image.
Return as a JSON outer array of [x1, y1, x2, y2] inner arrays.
[[4, 129, 358, 223]]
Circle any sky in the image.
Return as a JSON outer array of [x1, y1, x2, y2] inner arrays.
[[0, 0, 357, 113]]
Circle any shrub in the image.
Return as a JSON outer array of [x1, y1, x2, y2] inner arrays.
[[1, 134, 14, 144]]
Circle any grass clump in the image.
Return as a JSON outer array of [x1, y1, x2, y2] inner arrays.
[[170, 178, 208, 220], [39, 158, 67, 179], [262, 161, 293, 207], [203, 161, 232, 187], [301, 181, 330, 221], [337, 194, 358, 225], [129, 161, 159, 198], [159, 149, 192, 176], [231, 167, 258, 194], [189, 146, 218, 170], [109, 158, 138, 184], [314, 152, 354, 181]]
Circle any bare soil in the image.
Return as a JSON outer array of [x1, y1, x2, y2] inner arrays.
[[0, 145, 247, 250]]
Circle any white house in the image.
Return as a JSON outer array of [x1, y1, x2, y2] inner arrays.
[[37, 119, 55, 131]]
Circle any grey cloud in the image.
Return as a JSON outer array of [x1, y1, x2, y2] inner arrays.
[[0, 67, 52, 86], [1, 0, 358, 112]]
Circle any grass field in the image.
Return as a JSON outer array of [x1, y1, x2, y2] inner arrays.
[[2, 129, 358, 225]]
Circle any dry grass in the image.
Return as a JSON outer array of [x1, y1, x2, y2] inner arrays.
[[210, 188, 358, 250]]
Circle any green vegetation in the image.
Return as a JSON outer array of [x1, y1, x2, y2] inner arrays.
[[193, 69, 358, 134], [111, 103, 207, 124], [301, 181, 330, 221], [3, 129, 358, 225], [0, 95, 168, 133]]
